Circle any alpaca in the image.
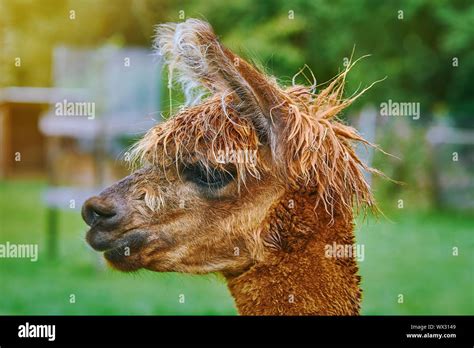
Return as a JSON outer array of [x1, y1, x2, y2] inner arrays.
[[82, 19, 381, 315]]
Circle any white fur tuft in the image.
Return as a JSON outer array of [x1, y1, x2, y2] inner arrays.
[[154, 19, 228, 105]]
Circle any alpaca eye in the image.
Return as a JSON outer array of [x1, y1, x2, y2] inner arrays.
[[183, 164, 235, 189]]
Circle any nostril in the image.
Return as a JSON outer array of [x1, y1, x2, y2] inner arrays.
[[91, 205, 116, 218], [82, 197, 118, 227]]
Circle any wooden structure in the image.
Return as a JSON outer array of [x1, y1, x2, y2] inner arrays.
[[427, 124, 474, 210], [38, 46, 161, 258], [0, 87, 53, 178]]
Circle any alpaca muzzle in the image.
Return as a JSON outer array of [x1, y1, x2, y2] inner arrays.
[[82, 196, 120, 228]]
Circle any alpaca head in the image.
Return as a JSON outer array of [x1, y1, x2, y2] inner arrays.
[[82, 19, 376, 276]]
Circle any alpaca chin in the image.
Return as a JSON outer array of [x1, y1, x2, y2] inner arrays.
[[104, 255, 142, 273]]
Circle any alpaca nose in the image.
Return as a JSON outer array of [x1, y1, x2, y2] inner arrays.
[[82, 196, 119, 228]]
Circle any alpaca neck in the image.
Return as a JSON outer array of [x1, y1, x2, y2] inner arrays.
[[226, 192, 361, 315]]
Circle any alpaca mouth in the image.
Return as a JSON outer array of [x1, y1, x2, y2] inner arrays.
[[86, 229, 148, 261]]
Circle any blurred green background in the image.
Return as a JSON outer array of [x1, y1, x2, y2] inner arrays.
[[0, 0, 473, 315]]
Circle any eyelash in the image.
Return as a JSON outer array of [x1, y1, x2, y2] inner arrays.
[[183, 165, 235, 189]]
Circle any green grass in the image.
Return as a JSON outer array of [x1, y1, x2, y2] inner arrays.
[[0, 180, 472, 315], [357, 211, 474, 315]]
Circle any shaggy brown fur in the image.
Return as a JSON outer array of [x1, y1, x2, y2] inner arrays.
[[82, 18, 381, 315]]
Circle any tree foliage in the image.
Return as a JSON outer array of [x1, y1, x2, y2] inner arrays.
[[1, 0, 472, 125]]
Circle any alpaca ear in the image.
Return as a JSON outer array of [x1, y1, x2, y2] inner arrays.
[[154, 19, 287, 142]]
